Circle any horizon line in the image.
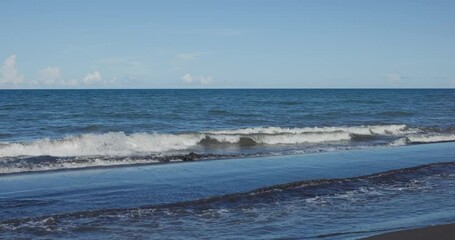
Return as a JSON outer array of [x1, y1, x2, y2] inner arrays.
[[0, 87, 454, 90]]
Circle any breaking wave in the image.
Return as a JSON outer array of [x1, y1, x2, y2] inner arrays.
[[391, 133, 455, 146], [406, 134, 455, 144], [0, 153, 241, 175], [1, 124, 455, 174], [0, 125, 412, 158]]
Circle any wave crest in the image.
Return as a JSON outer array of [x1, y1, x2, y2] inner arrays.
[[0, 125, 412, 158], [407, 134, 455, 144]]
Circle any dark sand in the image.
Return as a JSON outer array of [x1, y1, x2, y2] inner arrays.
[[364, 223, 455, 240]]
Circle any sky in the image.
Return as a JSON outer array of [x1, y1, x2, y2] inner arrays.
[[0, 0, 454, 89]]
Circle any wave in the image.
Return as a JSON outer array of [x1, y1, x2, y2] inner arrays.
[[0, 132, 201, 158], [206, 124, 411, 135], [2, 124, 455, 175], [407, 134, 455, 144], [391, 133, 455, 146], [0, 153, 240, 175], [0, 125, 412, 158]]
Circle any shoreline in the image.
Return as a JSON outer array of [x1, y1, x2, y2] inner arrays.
[[2, 141, 455, 220], [2, 141, 455, 238], [363, 223, 455, 240], [0, 141, 451, 177]]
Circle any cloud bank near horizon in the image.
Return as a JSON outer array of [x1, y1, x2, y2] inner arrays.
[[1, 55, 23, 85], [0, 55, 106, 88], [2, 54, 452, 89]]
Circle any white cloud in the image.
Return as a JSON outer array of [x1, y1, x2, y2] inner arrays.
[[83, 70, 102, 84], [34, 67, 87, 87], [36, 66, 61, 85], [1, 55, 24, 85], [386, 73, 401, 84], [182, 73, 212, 84], [1, 55, 109, 88]]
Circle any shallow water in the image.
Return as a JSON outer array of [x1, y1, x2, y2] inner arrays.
[[1, 143, 455, 239]]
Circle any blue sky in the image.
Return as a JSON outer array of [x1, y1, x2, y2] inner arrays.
[[1, 0, 454, 88]]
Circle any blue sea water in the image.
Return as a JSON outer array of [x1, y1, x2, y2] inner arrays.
[[1, 89, 455, 239], [1, 89, 454, 141], [1, 89, 455, 173]]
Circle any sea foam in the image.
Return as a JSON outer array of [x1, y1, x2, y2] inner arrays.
[[406, 134, 455, 144], [0, 125, 413, 158]]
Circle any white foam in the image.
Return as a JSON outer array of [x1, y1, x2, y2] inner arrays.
[[251, 132, 351, 144], [207, 124, 412, 135], [389, 138, 408, 146], [390, 133, 455, 146], [0, 125, 412, 158], [406, 134, 455, 143], [0, 132, 201, 158], [0, 157, 161, 174]]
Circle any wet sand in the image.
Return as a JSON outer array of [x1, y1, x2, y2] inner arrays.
[[364, 223, 455, 240]]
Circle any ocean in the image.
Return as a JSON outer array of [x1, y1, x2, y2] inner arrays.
[[1, 89, 455, 239]]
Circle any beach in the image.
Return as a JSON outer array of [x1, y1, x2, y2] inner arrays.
[[364, 223, 455, 240]]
